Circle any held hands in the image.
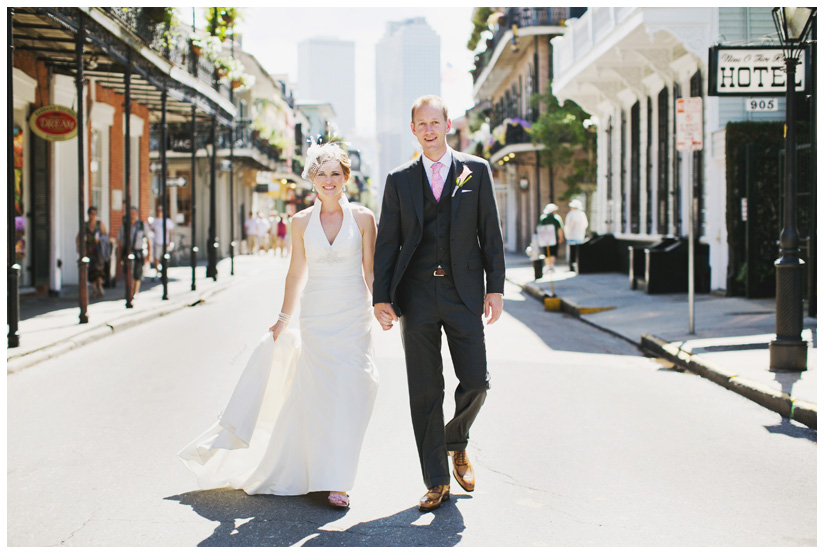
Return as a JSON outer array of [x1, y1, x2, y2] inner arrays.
[[484, 293, 504, 325], [373, 303, 398, 331]]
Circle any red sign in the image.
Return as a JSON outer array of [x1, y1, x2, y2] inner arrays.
[[29, 105, 78, 142]]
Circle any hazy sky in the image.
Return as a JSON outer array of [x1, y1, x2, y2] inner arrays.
[[234, 7, 477, 138]]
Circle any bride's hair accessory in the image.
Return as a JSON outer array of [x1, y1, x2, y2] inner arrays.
[[302, 138, 352, 182], [278, 312, 291, 325]]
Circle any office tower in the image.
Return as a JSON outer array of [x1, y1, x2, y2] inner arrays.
[[297, 37, 355, 139], [375, 18, 441, 187]]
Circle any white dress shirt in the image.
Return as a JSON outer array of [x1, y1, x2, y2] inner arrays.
[[422, 148, 453, 188]]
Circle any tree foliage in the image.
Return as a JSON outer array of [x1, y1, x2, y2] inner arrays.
[[467, 7, 494, 51], [531, 86, 596, 200]]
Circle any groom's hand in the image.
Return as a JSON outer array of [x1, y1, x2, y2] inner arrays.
[[484, 293, 504, 325], [374, 303, 398, 331]]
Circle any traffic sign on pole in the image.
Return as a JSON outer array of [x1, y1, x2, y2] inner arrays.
[[676, 97, 703, 151], [676, 97, 704, 333]]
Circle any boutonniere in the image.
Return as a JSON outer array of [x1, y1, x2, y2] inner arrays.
[[452, 165, 473, 197]]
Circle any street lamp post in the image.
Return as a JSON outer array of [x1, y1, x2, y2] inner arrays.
[[769, 7, 816, 372], [207, 114, 218, 280]]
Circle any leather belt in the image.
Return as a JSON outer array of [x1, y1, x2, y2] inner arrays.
[[433, 265, 447, 277]]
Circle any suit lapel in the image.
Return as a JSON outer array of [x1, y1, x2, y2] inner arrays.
[[450, 152, 463, 223], [410, 156, 424, 228]]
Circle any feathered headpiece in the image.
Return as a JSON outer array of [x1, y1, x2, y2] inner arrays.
[[301, 138, 350, 181]]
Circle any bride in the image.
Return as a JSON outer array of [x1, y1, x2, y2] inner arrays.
[[178, 142, 379, 508]]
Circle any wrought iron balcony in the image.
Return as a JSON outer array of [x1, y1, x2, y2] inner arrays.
[[103, 8, 231, 99], [150, 119, 282, 166], [471, 7, 586, 85]]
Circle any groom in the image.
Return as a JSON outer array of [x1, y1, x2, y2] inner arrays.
[[373, 95, 505, 511]]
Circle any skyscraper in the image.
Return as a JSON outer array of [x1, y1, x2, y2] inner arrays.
[[297, 37, 355, 140], [375, 18, 441, 187]]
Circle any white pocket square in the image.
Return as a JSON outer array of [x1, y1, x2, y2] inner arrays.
[[461, 189, 473, 193]]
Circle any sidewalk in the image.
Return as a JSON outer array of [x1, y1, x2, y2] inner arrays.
[[505, 253, 817, 429], [6, 258, 236, 374]]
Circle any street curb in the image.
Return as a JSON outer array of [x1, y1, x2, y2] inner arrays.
[[640, 334, 817, 430], [516, 279, 615, 317], [6, 280, 232, 375], [512, 277, 817, 430], [511, 278, 636, 347]]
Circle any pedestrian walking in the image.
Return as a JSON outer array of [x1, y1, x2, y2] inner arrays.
[[564, 199, 588, 266], [76, 206, 109, 299], [537, 203, 563, 272], [118, 206, 149, 297], [275, 213, 290, 258], [179, 142, 379, 509], [244, 211, 257, 254], [255, 212, 270, 254], [150, 204, 174, 280], [373, 94, 505, 512]]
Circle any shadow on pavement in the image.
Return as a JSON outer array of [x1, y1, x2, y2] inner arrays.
[[763, 417, 817, 443], [166, 489, 466, 547], [503, 263, 644, 358]]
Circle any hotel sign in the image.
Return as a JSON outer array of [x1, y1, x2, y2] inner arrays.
[[29, 105, 78, 141], [709, 46, 809, 96]]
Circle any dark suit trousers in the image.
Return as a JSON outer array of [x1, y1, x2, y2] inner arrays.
[[397, 273, 490, 489]]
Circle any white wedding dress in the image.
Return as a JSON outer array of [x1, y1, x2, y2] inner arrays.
[[178, 196, 379, 495]]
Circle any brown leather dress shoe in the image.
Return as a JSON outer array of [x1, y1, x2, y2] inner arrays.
[[419, 485, 450, 512], [449, 450, 475, 492]]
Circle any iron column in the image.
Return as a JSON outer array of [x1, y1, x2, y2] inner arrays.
[[76, 12, 88, 323], [207, 113, 217, 280], [8, 7, 20, 347], [160, 84, 169, 300], [190, 105, 197, 291]]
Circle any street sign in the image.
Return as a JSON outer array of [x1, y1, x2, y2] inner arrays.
[[676, 97, 703, 152], [166, 177, 187, 187]]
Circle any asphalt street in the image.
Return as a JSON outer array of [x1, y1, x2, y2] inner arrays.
[[5, 255, 817, 547]]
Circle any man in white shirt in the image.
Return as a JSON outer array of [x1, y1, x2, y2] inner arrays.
[[255, 212, 271, 254], [564, 199, 588, 265], [150, 204, 174, 278], [244, 211, 257, 254]]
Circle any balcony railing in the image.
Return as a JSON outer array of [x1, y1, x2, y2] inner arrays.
[[104, 8, 231, 99], [471, 7, 586, 84], [486, 118, 535, 159], [150, 120, 282, 166]]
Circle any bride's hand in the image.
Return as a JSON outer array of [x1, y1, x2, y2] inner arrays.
[[269, 320, 288, 341]]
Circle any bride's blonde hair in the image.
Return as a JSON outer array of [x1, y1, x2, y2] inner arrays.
[[302, 141, 351, 182]]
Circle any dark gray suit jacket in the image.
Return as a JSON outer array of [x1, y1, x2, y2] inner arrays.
[[373, 150, 506, 316]]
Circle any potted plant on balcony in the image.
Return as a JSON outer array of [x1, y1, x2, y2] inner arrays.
[[220, 7, 239, 25], [214, 57, 239, 80], [231, 73, 256, 92], [190, 33, 222, 60], [206, 7, 242, 41]]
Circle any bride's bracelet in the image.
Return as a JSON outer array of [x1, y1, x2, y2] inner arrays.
[[277, 312, 291, 324]]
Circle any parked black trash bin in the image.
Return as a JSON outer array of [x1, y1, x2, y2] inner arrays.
[[575, 234, 620, 273], [643, 238, 711, 294]]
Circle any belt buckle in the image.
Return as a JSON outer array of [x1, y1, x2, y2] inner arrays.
[[433, 266, 446, 277]]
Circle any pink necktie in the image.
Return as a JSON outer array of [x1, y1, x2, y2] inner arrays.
[[431, 162, 444, 201]]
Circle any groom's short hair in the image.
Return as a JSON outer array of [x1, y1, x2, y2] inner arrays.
[[411, 95, 448, 122]]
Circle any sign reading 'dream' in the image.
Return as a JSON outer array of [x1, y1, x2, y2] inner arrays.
[[29, 105, 78, 141], [709, 46, 808, 96]]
